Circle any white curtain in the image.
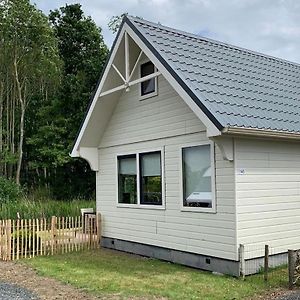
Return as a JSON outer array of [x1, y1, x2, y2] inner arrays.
[[183, 145, 211, 197], [119, 157, 136, 175], [141, 152, 161, 177]]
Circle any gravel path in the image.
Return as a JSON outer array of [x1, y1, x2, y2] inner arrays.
[[0, 282, 38, 300], [276, 291, 300, 300]]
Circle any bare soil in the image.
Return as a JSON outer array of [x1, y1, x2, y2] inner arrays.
[[0, 260, 298, 300], [0, 260, 101, 300]]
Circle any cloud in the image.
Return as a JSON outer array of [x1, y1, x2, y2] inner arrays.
[[33, 0, 300, 63]]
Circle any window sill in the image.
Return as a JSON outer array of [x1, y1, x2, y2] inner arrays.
[[117, 204, 165, 210], [139, 90, 158, 101], [181, 206, 217, 213]]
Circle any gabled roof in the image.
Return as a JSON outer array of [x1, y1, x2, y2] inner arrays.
[[126, 16, 300, 134], [71, 16, 300, 165]]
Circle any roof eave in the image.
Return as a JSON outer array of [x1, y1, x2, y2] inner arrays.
[[222, 126, 300, 141]]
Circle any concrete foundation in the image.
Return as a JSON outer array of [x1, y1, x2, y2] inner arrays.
[[101, 237, 241, 276]]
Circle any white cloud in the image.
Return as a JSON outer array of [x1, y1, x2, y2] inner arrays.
[[33, 0, 300, 63]]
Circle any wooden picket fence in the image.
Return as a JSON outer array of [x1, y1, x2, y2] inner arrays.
[[0, 213, 101, 261]]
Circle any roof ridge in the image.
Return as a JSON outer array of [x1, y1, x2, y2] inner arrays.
[[127, 15, 300, 69]]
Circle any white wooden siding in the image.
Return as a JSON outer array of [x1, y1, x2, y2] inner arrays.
[[235, 138, 300, 259], [97, 75, 237, 261], [99, 76, 206, 148]]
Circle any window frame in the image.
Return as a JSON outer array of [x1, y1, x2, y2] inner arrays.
[[139, 60, 158, 101], [116, 148, 165, 210], [179, 141, 216, 213], [117, 154, 138, 205]]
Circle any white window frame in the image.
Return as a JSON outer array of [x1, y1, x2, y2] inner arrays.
[[116, 147, 165, 210], [179, 141, 216, 213], [139, 59, 158, 101]]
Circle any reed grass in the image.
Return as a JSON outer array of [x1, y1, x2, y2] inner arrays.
[[0, 198, 96, 220]]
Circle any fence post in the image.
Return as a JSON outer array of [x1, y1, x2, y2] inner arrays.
[[264, 244, 269, 282], [96, 213, 101, 248], [288, 249, 295, 289], [239, 244, 245, 280], [51, 216, 57, 255], [6, 220, 12, 261]]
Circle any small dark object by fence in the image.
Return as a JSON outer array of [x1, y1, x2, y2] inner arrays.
[[288, 249, 300, 289]]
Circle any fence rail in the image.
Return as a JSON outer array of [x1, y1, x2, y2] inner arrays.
[[0, 213, 101, 261]]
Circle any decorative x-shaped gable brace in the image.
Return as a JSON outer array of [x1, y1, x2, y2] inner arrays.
[[70, 17, 222, 170]]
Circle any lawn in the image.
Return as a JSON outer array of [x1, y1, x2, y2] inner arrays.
[[23, 248, 289, 300]]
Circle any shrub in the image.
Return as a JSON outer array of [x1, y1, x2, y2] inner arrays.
[[0, 177, 22, 204]]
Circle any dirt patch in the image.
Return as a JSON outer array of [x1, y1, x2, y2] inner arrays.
[[0, 260, 101, 300], [0, 260, 162, 300], [0, 259, 295, 300]]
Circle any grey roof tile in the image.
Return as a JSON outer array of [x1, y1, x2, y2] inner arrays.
[[127, 16, 300, 133]]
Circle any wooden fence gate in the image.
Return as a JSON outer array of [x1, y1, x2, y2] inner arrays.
[[0, 214, 101, 261]]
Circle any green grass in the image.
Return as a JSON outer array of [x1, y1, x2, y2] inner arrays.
[[23, 248, 289, 300], [0, 198, 96, 219]]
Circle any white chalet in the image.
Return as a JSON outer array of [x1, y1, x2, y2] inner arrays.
[[71, 16, 300, 276]]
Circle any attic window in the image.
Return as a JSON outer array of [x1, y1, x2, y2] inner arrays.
[[140, 61, 157, 99]]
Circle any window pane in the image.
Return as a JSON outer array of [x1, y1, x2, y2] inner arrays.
[[141, 62, 155, 96], [140, 152, 162, 205], [182, 145, 212, 208], [141, 61, 154, 77], [141, 78, 155, 95], [118, 155, 137, 204]]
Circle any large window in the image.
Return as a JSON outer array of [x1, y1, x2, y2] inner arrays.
[[140, 61, 157, 99], [117, 150, 163, 207], [182, 144, 215, 210]]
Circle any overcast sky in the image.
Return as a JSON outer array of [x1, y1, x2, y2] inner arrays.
[[33, 0, 300, 64]]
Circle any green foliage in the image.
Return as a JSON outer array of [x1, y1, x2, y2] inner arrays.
[[0, 177, 22, 203], [0, 150, 18, 165], [0, 2, 108, 199], [108, 13, 143, 34], [0, 0, 61, 184], [0, 197, 95, 219], [108, 12, 128, 33], [25, 249, 288, 300], [24, 4, 108, 199]]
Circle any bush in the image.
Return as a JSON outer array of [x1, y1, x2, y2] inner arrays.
[[0, 177, 22, 204]]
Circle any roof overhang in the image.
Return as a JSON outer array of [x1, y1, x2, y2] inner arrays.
[[223, 126, 300, 141]]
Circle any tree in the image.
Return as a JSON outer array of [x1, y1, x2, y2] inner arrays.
[[108, 13, 143, 34], [108, 13, 128, 33], [0, 0, 61, 184], [27, 4, 108, 199]]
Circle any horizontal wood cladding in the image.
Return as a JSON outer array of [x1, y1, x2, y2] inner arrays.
[[99, 76, 206, 148], [235, 138, 300, 258], [97, 132, 236, 260], [96, 75, 237, 260]]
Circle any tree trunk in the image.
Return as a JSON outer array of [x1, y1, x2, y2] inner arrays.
[[0, 81, 3, 176], [13, 57, 26, 185]]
